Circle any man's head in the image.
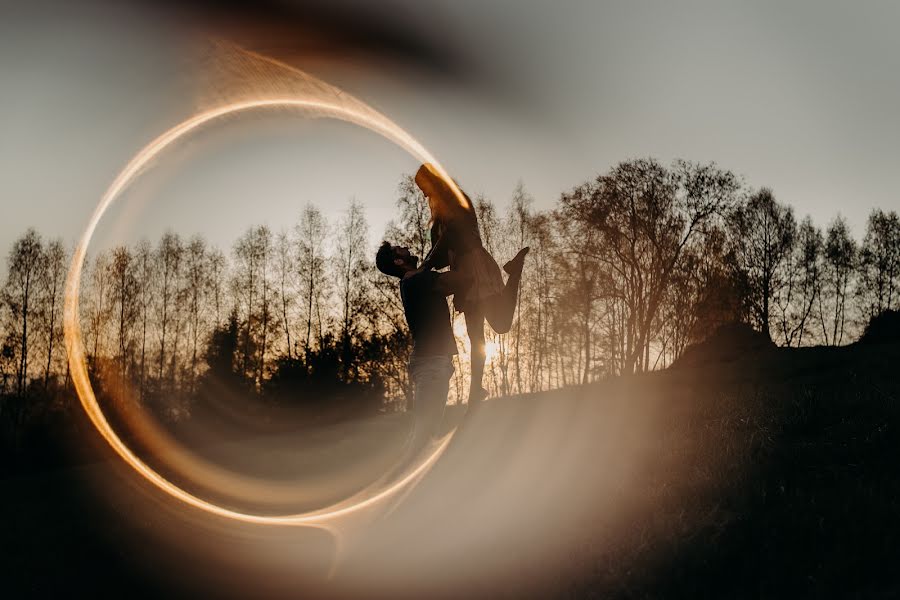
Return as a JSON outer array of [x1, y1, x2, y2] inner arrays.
[[376, 241, 418, 278]]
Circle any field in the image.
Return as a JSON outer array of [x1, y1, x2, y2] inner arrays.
[[2, 337, 899, 598]]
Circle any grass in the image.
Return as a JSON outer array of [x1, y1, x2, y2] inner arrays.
[[559, 341, 900, 598], [2, 340, 898, 598]]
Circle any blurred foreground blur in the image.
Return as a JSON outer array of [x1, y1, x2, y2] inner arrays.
[[3, 326, 900, 598]]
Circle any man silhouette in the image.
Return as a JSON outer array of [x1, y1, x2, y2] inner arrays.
[[376, 242, 469, 450]]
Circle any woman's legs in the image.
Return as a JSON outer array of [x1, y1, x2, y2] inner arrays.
[[464, 308, 488, 406], [484, 247, 529, 335]]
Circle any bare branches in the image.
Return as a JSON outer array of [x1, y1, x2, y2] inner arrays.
[[726, 188, 796, 340], [0, 164, 893, 412], [559, 158, 740, 374]]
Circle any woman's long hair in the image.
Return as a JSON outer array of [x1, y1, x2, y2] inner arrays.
[[415, 163, 475, 228]]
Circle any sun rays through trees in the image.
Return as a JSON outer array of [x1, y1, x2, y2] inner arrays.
[[1, 161, 898, 462]]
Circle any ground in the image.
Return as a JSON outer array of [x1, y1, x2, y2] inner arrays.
[[2, 339, 899, 598]]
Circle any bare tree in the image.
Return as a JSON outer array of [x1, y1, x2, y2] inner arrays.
[[727, 188, 796, 340], [554, 204, 604, 383], [694, 227, 746, 338], [155, 232, 183, 386], [108, 246, 138, 380], [524, 211, 556, 391], [296, 205, 329, 353], [334, 199, 370, 379], [38, 239, 66, 389], [255, 227, 274, 387], [506, 182, 532, 394], [818, 216, 856, 345], [207, 247, 227, 328], [562, 159, 740, 374], [183, 236, 209, 394], [275, 230, 296, 359], [858, 208, 900, 318], [232, 226, 268, 385], [134, 240, 154, 400], [386, 175, 431, 260], [660, 243, 703, 364], [2, 229, 44, 396], [85, 250, 112, 361], [13, 160, 895, 416], [774, 216, 822, 346]]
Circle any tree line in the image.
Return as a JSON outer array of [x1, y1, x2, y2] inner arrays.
[[2, 158, 898, 443]]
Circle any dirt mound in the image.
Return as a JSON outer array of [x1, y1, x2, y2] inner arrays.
[[672, 322, 776, 368], [859, 309, 900, 344]]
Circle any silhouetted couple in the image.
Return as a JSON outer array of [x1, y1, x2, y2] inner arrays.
[[376, 163, 528, 448]]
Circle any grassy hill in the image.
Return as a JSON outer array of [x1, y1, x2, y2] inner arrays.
[[2, 336, 899, 598]]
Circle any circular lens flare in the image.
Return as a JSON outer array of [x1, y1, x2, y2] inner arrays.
[[64, 94, 465, 526]]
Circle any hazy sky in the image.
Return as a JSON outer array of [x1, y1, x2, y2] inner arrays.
[[2, 0, 899, 262]]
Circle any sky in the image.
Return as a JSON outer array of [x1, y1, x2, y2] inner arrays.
[[2, 0, 899, 261]]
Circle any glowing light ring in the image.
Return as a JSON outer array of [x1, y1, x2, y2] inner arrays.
[[64, 98, 463, 526]]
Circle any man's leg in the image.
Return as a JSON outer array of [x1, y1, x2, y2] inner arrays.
[[484, 247, 529, 335], [410, 357, 452, 450]]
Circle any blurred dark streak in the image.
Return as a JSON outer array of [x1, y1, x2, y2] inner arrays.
[[144, 0, 475, 81]]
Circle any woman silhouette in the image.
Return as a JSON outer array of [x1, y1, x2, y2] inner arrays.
[[413, 163, 528, 409]]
